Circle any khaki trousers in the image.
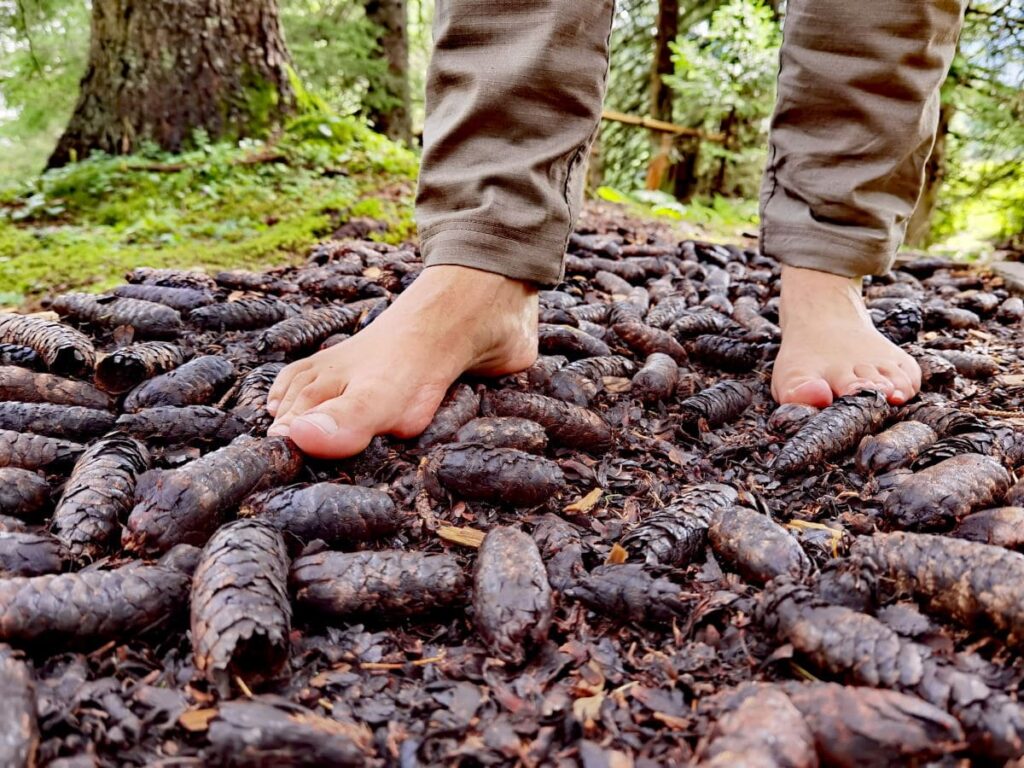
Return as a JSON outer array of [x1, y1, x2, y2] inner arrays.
[[415, 0, 966, 285]]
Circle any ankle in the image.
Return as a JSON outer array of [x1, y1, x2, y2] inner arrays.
[[419, 265, 536, 302], [780, 265, 868, 326]]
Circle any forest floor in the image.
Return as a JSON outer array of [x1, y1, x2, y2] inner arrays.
[[1, 195, 1024, 765]]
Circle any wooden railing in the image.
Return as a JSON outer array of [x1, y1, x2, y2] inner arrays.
[[600, 109, 725, 191], [600, 109, 725, 143]]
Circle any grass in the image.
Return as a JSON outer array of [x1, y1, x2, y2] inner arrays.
[[0, 112, 418, 306]]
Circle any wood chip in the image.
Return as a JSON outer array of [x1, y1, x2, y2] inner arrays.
[[179, 707, 218, 732], [603, 376, 633, 393], [565, 487, 603, 514], [605, 543, 629, 565], [438, 525, 486, 548]]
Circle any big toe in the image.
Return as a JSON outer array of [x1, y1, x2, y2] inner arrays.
[[774, 370, 834, 408], [289, 394, 379, 459]]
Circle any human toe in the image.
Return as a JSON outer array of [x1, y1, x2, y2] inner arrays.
[[288, 387, 380, 459], [827, 365, 880, 399], [773, 371, 834, 408], [877, 365, 915, 405], [267, 360, 312, 416], [269, 369, 316, 422], [850, 364, 895, 398], [272, 378, 345, 429], [898, 356, 923, 394]]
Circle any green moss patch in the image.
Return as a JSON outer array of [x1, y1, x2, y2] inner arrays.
[[0, 114, 418, 305]]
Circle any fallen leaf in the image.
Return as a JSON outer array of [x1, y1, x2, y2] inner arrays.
[[112, 324, 135, 346], [998, 374, 1024, 387], [667, 445, 690, 468], [179, 708, 218, 732], [438, 525, 486, 548], [564, 487, 603, 514], [605, 543, 628, 565]]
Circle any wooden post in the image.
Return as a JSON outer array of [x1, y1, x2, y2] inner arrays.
[[645, 133, 675, 191]]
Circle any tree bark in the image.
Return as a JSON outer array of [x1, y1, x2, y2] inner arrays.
[[646, 0, 680, 192], [906, 101, 954, 248], [671, 136, 701, 201], [712, 107, 738, 196], [651, 0, 679, 125], [49, 0, 294, 168], [364, 0, 412, 144]]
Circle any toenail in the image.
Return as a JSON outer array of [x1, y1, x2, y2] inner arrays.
[[892, 389, 905, 402], [268, 423, 290, 437], [267, 398, 280, 413], [296, 412, 338, 434]]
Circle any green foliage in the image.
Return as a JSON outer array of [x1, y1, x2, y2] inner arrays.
[[0, 0, 90, 178], [598, 0, 658, 192], [0, 0, 434, 177], [596, 185, 758, 233], [668, 0, 779, 125], [934, 159, 1024, 254], [282, 0, 432, 135], [279, 0, 392, 118], [931, 1, 1024, 250], [599, 0, 746, 194], [665, 0, 779, 197], [0, 113, 418, 304]]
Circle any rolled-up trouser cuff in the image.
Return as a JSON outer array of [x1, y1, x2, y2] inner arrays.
[[421, 224, 565, 286], [762, 224, 898, 279], [415, 0, 613, 290], [759, 0, 965, 280]]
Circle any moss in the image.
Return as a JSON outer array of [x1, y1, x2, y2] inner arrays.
[[235, 66, 286, 139], [350, 196, 417, 244], [0, 116, 419, 305]]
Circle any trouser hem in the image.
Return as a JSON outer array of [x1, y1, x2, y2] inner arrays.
[[762, 225, 897, 278], [421, 226, 565, 286]]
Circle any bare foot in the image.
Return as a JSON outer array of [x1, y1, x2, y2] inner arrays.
[[265, 265, 538, 458], [772, 265, 922, 408]]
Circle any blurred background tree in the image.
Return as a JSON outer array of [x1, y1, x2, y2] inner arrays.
[[0, 0, 1020, 266], [48, 0, 295, 168]]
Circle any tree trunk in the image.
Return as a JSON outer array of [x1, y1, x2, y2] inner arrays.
[[365, 0, 412, 144], [905, 101, 954, 248], [651, 0, 679, 126], [712, 107, 738, 196], [671, 137, 701, 201], [49, 0, 293, 168], [645, 0, 682, 192]]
